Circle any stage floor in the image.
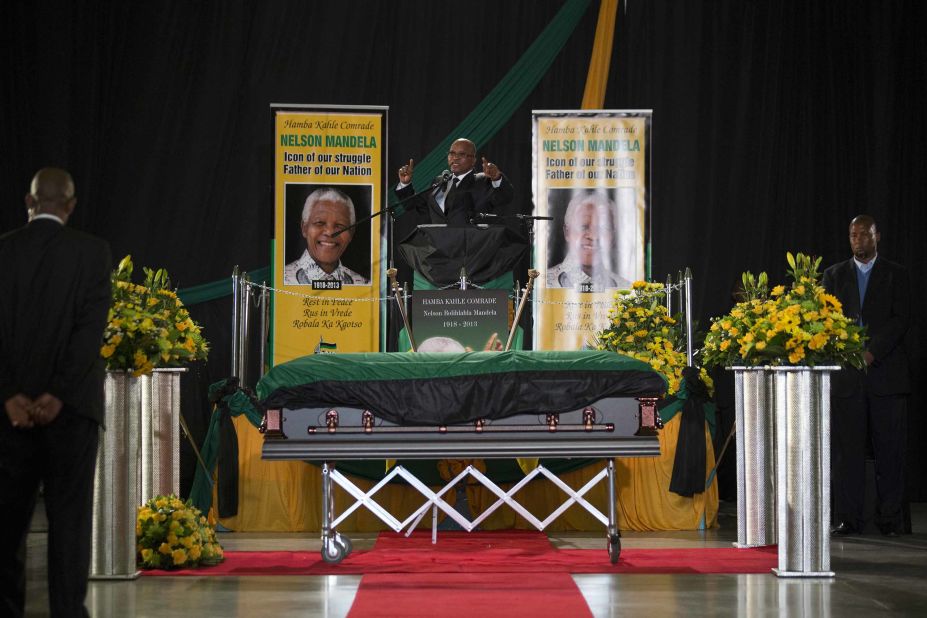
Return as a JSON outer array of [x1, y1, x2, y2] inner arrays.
[[24, 501, 927, 617]]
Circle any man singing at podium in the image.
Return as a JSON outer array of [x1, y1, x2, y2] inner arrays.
[[394, 138, 514, 226]]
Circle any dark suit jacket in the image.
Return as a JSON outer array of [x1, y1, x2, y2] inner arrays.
[[395, 171, 515, 226], [822, 256, 910, 397], [0, 218, 112, 424]]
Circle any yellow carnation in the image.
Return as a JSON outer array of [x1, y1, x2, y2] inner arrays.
[[159, 543, 172, 555], [171, 549, 188, 566], [808, 333, 828, 351]]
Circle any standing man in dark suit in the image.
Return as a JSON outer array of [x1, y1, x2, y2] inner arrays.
[[394, 138, 514, 226], [0, 168, 112, 617], [823, 215, 910, 537]]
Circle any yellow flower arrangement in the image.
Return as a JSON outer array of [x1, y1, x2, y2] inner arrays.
[[101, 256, 209, 376], [702, 252, 866, 369], [595, 281, 712, 395], [136, 494, 224, 569]]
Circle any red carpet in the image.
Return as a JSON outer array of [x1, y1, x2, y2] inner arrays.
[[142, 530, 777, 576], [347, 573, 592, 618]]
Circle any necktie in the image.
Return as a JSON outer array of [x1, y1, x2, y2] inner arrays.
[[438, 177, 457, 212]]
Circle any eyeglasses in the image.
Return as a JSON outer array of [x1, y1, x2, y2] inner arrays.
[[447, 150, 474, 159]]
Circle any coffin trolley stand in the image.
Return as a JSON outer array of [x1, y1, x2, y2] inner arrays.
[[262, 397, 663, 565]]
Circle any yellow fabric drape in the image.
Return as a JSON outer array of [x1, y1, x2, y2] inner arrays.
[[581, 0, 619, 109], [219, 413, 718, 532]]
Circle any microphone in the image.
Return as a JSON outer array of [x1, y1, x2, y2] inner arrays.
[[431, 169, 453, 189], [475, 212, 498, 219]]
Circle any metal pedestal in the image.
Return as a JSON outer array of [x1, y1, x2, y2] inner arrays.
[[91, 372, 142, 580], [732, 367, 776, 548], [140, 368, 185, 502], [771, 367, 837, 578]]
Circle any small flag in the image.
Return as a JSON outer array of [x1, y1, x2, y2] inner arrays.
[[315, 339, 337, 354]]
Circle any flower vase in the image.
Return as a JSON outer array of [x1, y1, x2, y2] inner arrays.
[[731, 367, 776, 548], [771, 366, 839, 577], [91, 371, 142, 579], [140, 368, 186, 503]]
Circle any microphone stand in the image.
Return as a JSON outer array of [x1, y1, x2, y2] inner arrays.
[[330, 175, 448, 353], [515, 213, 553, 257], [333, 175, 449, 241]]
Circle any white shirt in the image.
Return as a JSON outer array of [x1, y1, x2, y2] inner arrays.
[[283, 250, 369, 285], [31, 213, 64, 224], [546, 256, 631, 291], [853, 254, 877, 273]]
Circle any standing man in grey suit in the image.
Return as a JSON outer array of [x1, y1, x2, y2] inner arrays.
[[394, 138, 514, 226], [823, 215, 910, 537], [0, 168, 112, 617]]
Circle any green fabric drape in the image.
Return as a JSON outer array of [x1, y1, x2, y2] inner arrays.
[[396, 0, 592, 199], [189, 380, 265, 513], [175, 0, 592, 305], [177, 266, 270, 306]]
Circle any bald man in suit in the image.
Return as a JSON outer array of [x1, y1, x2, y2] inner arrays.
[[0, 168, 112, 617], [394, 138, 514, 226], [823, 215, 910, 537]]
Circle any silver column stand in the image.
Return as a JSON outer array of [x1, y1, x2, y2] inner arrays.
[[91, 371, 142, 579], [140, 368, 186, 502], [732, 367, 777, 548], [771, 366, 838, 577]]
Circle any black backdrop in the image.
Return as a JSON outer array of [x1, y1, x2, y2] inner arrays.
[[3, 1, 925, 500]]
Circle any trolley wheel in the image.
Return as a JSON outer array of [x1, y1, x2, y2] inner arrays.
[[335, 533, 354, 558], [321, 538, 346, 564], [607, 534, 621, 564]]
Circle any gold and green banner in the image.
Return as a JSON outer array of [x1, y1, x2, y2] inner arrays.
[[532, 111, 651, 350], [272, 105, 386, 364]]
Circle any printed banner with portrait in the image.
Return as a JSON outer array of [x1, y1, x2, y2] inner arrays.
[[532, 110, 651, 350], [272, 105, 386, 365]]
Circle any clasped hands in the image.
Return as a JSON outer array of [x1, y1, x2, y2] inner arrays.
[[4, 393, 63, 429]]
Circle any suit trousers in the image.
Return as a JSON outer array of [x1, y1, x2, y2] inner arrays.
[[831, 385, 907, 531], [0, 410, 99, 618]]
